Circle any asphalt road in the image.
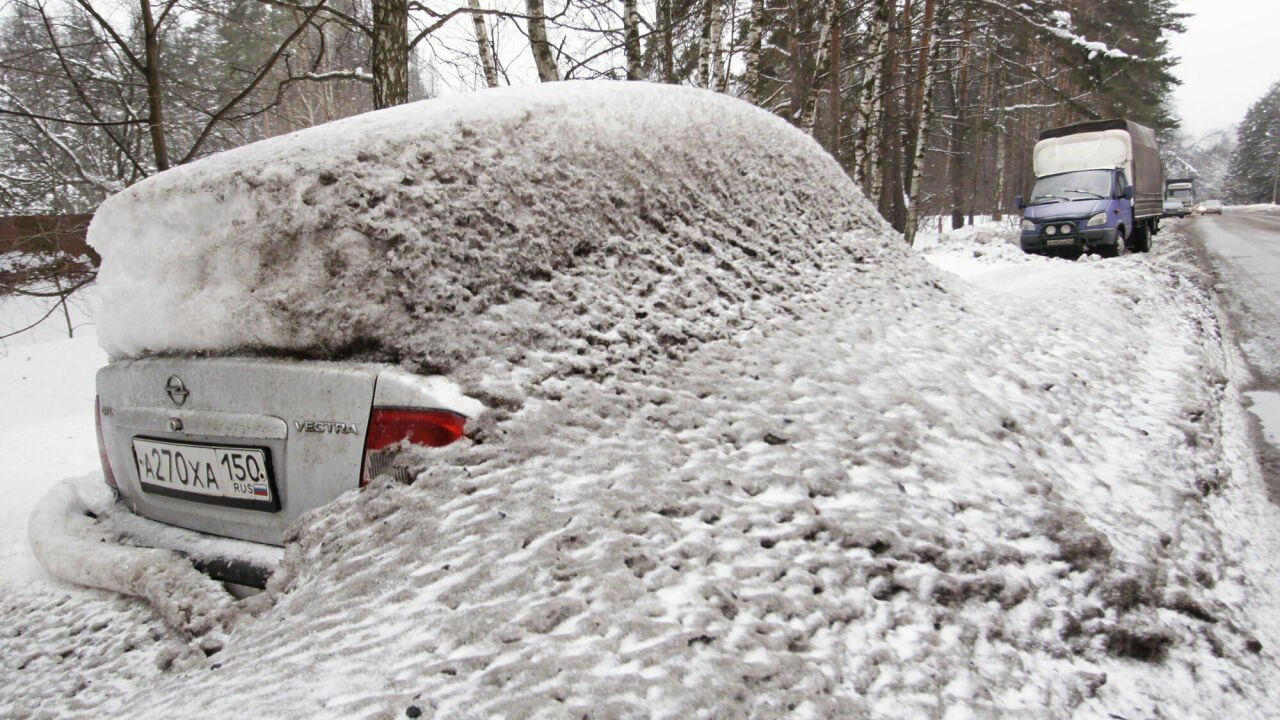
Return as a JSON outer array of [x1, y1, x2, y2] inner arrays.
[[1181, 208, 1280, 492]]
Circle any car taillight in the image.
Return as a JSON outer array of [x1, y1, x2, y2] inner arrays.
[[95, 396, 118, 489], [361, 408, 466, 486]]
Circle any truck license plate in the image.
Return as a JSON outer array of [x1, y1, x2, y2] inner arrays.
[[1045, 237, 1075, 246], [132, 438, 277, 510]]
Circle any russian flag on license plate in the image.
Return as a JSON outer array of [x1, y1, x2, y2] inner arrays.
[[253, 487, 269, 497]]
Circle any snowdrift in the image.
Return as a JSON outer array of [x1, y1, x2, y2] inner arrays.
[[89, 81, 892, 398]]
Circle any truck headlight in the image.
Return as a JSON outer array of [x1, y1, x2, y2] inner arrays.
[[1086, 213, 1107, 227], [1021, 219, 1035, 232]]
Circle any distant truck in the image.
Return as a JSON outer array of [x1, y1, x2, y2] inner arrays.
[[1017, 119, 1162, 256], [1164, 177, 1196, 217]]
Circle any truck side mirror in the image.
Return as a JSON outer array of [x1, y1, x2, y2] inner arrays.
[[1015, 195, 1025, 209], [1123, 185, 1134, 200]]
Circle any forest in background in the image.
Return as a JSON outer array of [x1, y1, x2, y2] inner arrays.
[[0, 0, 1209, 242]]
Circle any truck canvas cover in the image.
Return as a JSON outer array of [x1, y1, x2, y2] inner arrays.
[[1032, 119, 1162, 220], [1033, 129, 1134, 176]]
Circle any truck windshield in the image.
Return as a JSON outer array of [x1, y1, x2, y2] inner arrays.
[[1029, 170, 1114, 205], [1169, 189, 1193, 199]]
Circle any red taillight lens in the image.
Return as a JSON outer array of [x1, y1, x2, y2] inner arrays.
[[361, 408, 467, 486], [95, 396, 118, 489]]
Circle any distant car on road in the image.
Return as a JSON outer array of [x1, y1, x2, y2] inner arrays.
[[1164, 199, 1188, 218], [1197, 199, 1224, 215]]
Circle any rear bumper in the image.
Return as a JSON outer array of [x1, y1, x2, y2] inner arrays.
[[32, 475, 282, 593], [106, 491, 282, 588]]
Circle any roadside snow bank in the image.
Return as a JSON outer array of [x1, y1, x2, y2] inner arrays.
[[90, 81, 891, 404]]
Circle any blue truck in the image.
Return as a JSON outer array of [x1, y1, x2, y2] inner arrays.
[[1017, 119, 1163, 257]]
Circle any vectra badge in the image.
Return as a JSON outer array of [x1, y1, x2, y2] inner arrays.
[[165, 375, 189, 407], [294, 420, 360, 435]]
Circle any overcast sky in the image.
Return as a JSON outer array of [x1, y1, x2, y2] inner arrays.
[[1168, 0, 1280, 139]]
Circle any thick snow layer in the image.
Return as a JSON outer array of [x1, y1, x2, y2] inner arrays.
[[10, 218, 1280, 718], [90, 81, 890, 411]]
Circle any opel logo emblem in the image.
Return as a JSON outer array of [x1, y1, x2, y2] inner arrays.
[[165, 375, 189, 407]]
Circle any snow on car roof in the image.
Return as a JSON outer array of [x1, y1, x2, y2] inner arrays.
[[88, 81, 896, 400]]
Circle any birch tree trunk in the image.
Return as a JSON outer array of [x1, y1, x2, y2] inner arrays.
[[527, 0, 560, 82], [866, 0, 896, 210], [623, 0, 642, 80], [469, 0, 499, 87], [744, 0, 764, 102], [798, 0, 839, 135], [903, 0, 940, 246], [697, 0, 715, 89], [656, 0, 675, 83], [710, 2, 727, 92], [992, 72, 1007, 220], [372, 0, 409, 108], [852, 0, 891, 201]]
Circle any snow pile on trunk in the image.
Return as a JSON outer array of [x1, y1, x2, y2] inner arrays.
[[89, 81, 890, 403]]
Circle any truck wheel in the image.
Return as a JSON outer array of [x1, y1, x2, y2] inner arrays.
[[1131, 223, 1151, 253], [1109, 227, 1127, 258]]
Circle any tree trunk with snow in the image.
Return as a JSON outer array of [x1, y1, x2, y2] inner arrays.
[[903, 0, 940, 246], [527, 0, 560, 82]]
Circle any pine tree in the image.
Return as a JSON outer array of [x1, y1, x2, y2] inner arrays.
[[1226, 81, 1280, 205]]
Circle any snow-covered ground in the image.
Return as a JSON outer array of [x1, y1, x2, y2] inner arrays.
[[4, 222, 1280, 718]]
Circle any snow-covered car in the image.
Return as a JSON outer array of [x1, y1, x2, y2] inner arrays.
[[68, 81, 879, 591], [1197, 199, 1224, 214]]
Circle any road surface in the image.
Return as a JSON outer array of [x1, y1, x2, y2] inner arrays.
[[1181, 208, 1280, 489]]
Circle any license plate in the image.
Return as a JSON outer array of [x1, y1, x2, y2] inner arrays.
[[132, 438, 278, 511], [1045, 237, 1075, 246]]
